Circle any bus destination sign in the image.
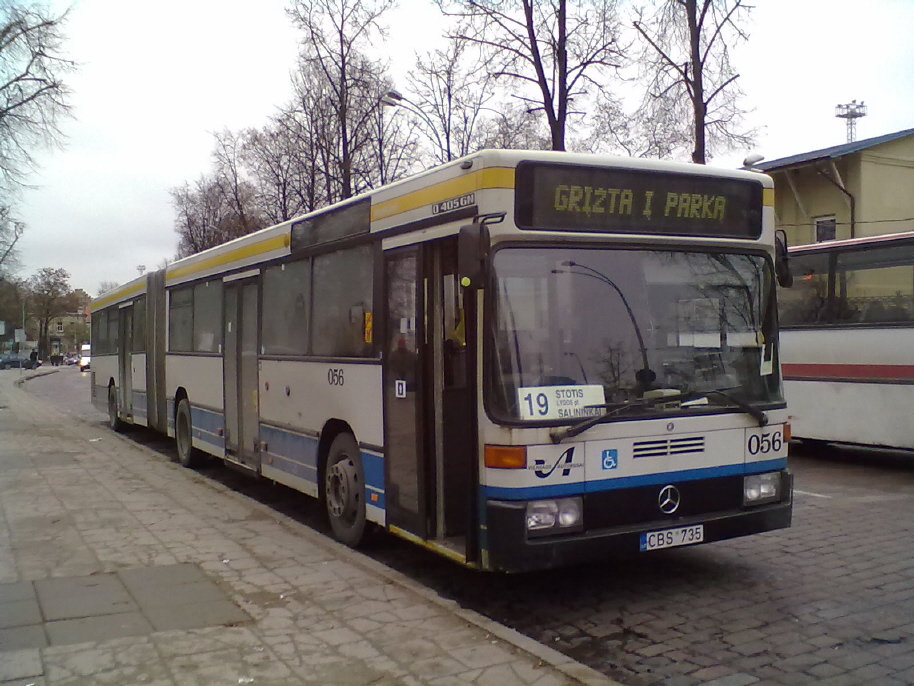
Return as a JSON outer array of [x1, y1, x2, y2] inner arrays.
[[515, 162, 763, 239]]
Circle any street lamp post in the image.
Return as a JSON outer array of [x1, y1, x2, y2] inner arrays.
[[382, 89, 451, 162]]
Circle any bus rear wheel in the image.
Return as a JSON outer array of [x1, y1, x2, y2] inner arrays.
[[324, 433, 366, 547], [107, 386, 124, 432], [174, 399, 202, 468]]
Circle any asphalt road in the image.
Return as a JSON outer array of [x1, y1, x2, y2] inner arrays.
[[20, 366, 914, 686]]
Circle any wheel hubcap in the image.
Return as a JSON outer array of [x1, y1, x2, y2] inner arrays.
[[327, 458, 357, 521]]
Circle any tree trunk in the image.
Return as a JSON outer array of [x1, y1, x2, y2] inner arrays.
[[686, 0, 706, 164]]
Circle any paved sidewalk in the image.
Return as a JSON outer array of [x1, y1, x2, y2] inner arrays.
[[0, 371, 619, 686]]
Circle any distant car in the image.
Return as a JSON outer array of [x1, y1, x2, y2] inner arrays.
[[0, 353, 39, 370], [65, 354, 79, 365], [78, 345, 91, 372]]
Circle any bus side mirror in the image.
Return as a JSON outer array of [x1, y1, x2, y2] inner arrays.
[[458, 223, 490, 288], [775, 229, 793, 288]]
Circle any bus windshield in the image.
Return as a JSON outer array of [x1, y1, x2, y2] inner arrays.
[[488, 246, 782, 423]]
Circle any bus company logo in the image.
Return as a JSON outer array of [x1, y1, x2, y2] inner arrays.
[[658, 485, 681, 514], [532, 447, 583, 479], [432, 193, 475, 215]]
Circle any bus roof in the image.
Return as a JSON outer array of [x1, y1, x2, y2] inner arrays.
[[789, 230, 914, 254], [92, 149, 773, 312]]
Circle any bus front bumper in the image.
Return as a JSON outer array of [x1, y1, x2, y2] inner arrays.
[[484, 496, 792, 573]]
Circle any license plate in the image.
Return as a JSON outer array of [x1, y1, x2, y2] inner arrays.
[[640, 524, 704, 551]]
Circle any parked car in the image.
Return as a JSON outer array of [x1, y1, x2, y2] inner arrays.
[[0, 353, 40, 370], [78, 344, 91, 372]]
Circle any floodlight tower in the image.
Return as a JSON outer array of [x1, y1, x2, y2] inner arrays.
[[835, 100, 867, 143]]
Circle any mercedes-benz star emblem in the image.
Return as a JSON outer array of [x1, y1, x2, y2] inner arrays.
[[658, 485, 681, 514]]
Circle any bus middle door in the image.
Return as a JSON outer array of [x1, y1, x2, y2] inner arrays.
[[118, 302, 133, 420], [223, 278, 261, 471]]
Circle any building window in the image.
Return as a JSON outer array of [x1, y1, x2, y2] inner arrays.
[[815, 216, 836, 242], [56, 322, 64, 334]]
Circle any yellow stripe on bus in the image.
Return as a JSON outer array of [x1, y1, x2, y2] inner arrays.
[[371, 166, 515, 222], [91, 280, 145, 311], [166, 233, 291, 283], [387, 526, 473, 566]]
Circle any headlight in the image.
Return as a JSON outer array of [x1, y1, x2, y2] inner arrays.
[[744, 472, 781, 505], [525, 497, 583, 537]]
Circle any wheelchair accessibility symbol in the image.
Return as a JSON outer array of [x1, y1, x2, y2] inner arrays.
[[602, 449, 618, 470]]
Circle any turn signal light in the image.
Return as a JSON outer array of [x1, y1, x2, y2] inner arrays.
[[484, 445, 527, 469], [783, 422, 792, 442]]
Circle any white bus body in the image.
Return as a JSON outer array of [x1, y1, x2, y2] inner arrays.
[[91, 150, 792, 572], [780, 231, 914, 450]]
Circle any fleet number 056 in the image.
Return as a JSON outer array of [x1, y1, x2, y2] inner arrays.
[[747, 430, 783, 455]]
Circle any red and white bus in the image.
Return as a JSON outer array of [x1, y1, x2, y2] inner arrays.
[[779, 231, 914, 450]]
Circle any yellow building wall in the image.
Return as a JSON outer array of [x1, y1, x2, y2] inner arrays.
[[857, 136, 914, 238], [771, 134, 914, 246]]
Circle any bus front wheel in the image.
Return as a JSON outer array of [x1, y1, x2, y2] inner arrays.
[[107, 386, 124, 432], [174, 399, 202, 468], [324, 433, 366, 547]]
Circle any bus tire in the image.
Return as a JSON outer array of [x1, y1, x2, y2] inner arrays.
[[174, 398, 202, 468], [107, 385, 124, 432], [324, 433, 366, 547]]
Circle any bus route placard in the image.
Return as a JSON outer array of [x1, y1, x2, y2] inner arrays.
[[515, 161, 763, 239]]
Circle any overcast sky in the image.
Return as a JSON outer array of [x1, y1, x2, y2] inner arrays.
[[12, 0, 914, 295]]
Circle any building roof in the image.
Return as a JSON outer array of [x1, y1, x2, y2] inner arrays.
[[757, 127, 914, 172]]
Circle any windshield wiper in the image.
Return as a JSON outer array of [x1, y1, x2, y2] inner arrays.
[[550, 392, 697, 444], [549, 387, 768, 444], [703, 388, 769, 427]]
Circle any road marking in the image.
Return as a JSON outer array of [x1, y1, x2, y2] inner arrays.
[[795, 489, 832, 499]]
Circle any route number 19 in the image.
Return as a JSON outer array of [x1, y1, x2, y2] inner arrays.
[[523, 392, 549, 417]]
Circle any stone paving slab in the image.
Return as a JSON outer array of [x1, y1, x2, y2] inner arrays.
[[0, 370, 619, 686]]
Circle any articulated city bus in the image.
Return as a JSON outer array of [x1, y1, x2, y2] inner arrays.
[[91, 149, 792, 572], [779, 231, 914, 450]]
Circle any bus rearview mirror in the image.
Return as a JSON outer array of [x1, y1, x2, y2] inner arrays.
[[775, 230, 793, 288], [458, 224, 490, 288]]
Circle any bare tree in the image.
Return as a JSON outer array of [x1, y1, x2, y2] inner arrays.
[[438, 0, 625, 151], [27, 266, 73, 358], [0, 206, 24, 279], [0, 2, 74, 194], [277, 63, 335, 209], [476, 102, 550, 150], [171, 176, 235, 258], [588, 87, 690, 158], [366, 78, 420, 185], [0, 276, 26, 346], [97, 281, 119, 296], [211, 129, 265, 237], [288, 0, 395, 200], [241, 121, 312, 224], [396, 36, 495, 164], [633, 0, 754, 164]]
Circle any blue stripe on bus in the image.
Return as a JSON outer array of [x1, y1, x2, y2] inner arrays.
[[484, 458, 788, 501], [362, 451, 385, 510], [260, 424, 385, 508], [130, 390, 147, 422], [190, 405, 225, 450]]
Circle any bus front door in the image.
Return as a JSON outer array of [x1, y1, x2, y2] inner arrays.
[[223, 280, 261, 471], [383, 238, 476, 558]]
